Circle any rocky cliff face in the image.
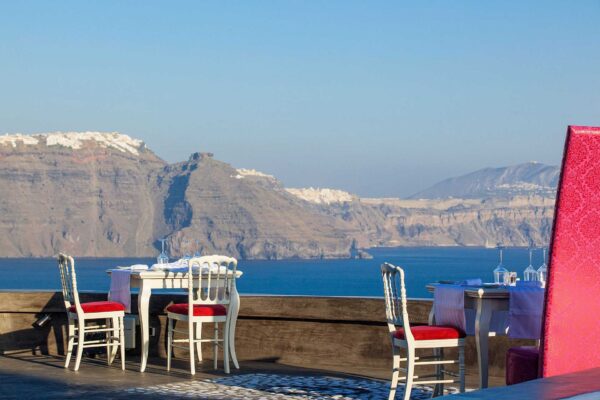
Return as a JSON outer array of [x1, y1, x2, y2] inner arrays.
[[0, 133, 353, 258], [152, 152, 353, 259], [0, 132, 555, 258], [0, 132, 166, 257], [408, 162, 559, 199]]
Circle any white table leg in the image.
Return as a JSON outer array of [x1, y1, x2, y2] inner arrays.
[[228, 287, 240, 369], [475, 297, 492, 389], [138, 281, 151, 372]]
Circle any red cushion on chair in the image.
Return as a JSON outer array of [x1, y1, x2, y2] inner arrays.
[[166, 303, 227, 316], [68, 301, 125, 313], [506, 346, 540, 385], [394, 325, 466, 341]]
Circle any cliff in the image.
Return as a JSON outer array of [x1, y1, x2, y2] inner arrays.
[[0, 132, 555, 258]]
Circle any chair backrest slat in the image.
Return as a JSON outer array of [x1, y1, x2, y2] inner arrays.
[[57, 253, 82, 314], [186, 255, 238, 311], [381, 262, 413, 342]]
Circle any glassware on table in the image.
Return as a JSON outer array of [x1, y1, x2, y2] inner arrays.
[[524, 248, 538, 281], [537, 247, 548, 287], [181, 239, 192, 265], [157, 238, 169, 264], [504, 271, 518, 286], [193, 240, 202, 257], [493, 246, 509, 285]]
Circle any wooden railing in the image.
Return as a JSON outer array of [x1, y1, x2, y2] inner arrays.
[[0, 291, 533, 380]]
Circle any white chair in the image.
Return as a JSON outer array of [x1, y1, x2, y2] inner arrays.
[[166, 255, 238, 375], [58, 253, 126, 371], [381, 262, 465, 400]]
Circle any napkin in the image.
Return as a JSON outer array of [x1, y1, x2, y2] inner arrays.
[[461, 278, 483, 286], [508, 285, 545, 339], [150, 260, 187, 270], [434, 284, 467, 333], [109, 264, 148, 312]]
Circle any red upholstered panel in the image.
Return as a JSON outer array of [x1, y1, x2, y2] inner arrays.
[[506, 346, 540, 385], [68, 301, 125, 313], [542, 126, 600, 377], [394, 325, 466, 341], [166, 303, 227, 317]]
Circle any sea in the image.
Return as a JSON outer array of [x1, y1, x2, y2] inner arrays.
[[0, 247, 546, 299]]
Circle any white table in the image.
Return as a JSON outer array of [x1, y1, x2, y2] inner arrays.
[[111, 269, 242, 372], [428, 285, 509, 389]]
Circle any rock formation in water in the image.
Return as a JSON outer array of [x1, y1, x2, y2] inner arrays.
[[0, 132, 556, 258]]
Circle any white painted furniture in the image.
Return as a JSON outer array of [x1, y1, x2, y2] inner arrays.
[[112, 265, 242, 372], [382, 263, 465, 400], [427, 284, 510, 389], [58, 254, 126, 371], [166, 256, 238, 375]]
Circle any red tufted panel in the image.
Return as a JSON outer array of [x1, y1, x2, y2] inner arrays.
[[541, 126, 600, 377]]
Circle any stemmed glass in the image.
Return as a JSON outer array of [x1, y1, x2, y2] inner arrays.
[[194, 240, 202, 257], [181, 238, 192, 265], [493, 246, 509, 285], [537, 248, 548, 287], [523, 248, 538, 281], [157, 238, 169, 264]]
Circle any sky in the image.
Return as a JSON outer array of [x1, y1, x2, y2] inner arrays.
[[1, 1, 599, 197]]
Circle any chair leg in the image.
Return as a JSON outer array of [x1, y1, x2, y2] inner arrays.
[[65, 318, 75, 368], [438, 348, 445, 395], [433, 348, 441, 396], [111, 316, 120, 365], [167, 318, 173, 372], [213, 323, 218, 370], [119, 316, 125, 371], [459, 345, 466, 393], [106, 318, 112, 365], [388, 345, 401, 400], [403, 347, 415, 400], [195, 322, 203, 363], [224, 318, 231, 374], [229, 314, 240, 369], [74, 319, 85, 371], [189, 320, 196, 375]]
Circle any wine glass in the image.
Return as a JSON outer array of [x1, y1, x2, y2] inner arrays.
[[157, 238, 169, 264], [194, 240, 202, 257], [493, 246, 509, 285], [523, 248, 538, 281], [537, 248, 548, 287], [181, 238, 192, 265]]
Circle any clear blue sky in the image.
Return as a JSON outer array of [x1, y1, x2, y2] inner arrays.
[[1, 1, 599, 197]]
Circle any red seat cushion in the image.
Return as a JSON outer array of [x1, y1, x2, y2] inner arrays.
[[394, 325, 466, 341], [68, 301, 125, 314], [506, 346, 540, 385], [166, 303, 227, 317]]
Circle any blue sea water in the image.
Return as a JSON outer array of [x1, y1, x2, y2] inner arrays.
[[0, 247, 544, 298]]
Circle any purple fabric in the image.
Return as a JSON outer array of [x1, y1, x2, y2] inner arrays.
[[109, 269, 132, 313], [434, 283, 508, 336], [434, 284, 467, 332], [508, 286, 545, 339], [506, 346, 540, 385]]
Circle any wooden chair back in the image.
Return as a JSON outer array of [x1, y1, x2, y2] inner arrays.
[[381, 262, 414, 342], [186, 255, 238, 309], [57, 253, 82, 314]]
